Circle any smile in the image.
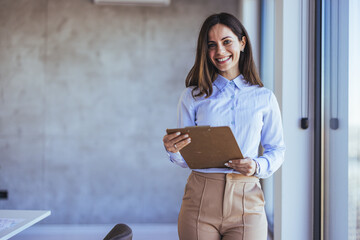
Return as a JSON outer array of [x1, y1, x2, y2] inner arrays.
[[216, 56, 231, 63]]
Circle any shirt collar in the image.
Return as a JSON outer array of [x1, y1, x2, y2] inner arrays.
[[213, 74, 248, 91]]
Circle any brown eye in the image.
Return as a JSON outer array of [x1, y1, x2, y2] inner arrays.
[[208, 43, 216, 49], [224, 39, 232, 45]]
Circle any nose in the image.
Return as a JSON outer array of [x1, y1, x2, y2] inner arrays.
[[216, 45, 226, 55]]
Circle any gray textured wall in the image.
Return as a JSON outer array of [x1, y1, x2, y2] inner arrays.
[[0, 0, 238, 224]]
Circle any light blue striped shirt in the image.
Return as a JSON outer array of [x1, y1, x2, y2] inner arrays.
[[168, 74, 285, 178]]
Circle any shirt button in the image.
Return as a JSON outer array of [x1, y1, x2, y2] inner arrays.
[[231, 95, 234, 99], [231, 107, 234, 110], [231, 121, 235, 125]]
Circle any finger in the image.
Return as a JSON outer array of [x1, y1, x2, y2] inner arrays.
[[166, 142, 180, 153], [237, 158, 253, 164], [164, 133, 188, 145], [168, 134, 190, 148], [225, 160, 255, 175], [166, 136, 191, 153], [163, 133, 188, 149], [238, 165, 256, 176], [229, 157, 252, 162], [163, 132, 181, 142], [234, 167, 254, 175], [227, 160, 250, 168], [224, 165, 252, 175], [227, 158, 253, 167], [226, 164, 251, 172], [173, 137, 191, 151]]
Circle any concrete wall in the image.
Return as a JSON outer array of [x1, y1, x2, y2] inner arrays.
[[0, 0, 238, 224]]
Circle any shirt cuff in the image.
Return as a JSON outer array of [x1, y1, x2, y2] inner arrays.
[[166, 151, 189, 168], [253, 157, 268, 178], [253, 160, 260, 176]]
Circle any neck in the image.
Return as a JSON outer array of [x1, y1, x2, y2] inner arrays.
[[218, 70, 241, 80]]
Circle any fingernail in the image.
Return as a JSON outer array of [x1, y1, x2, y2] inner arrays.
[[184, 134, 189, 137], [224, 163, 229, 166], [176, 132, 181, 135], [229, 160, 232, 163], [187, 138, 191, 142]]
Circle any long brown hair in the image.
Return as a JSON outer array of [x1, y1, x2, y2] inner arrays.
[[186, 12, 263, 98]]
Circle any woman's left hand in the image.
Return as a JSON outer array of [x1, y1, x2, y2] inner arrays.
[[225, 157, 256, 176]]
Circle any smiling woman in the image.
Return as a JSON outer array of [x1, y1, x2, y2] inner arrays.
[[183, 12, 263, 99], [207, 24, 245, 79], [162, 12, 285, 240]]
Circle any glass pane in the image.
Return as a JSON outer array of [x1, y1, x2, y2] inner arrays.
[[323, 0, 349, 239], [260, 0, 275, 239], [348, 0, 360, 239]]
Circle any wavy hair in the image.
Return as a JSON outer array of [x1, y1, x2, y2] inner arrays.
[[186, 12, 263, 98]]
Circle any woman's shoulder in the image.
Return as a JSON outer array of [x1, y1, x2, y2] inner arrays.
[[180, 86, 203, 101], [178, 86, 197, 104], [182, 86, 196, 94], [180, 86, 195, 98], [254, 87, 280, 108], [248, 84, 273, 96], [258, 86, 274, 95]]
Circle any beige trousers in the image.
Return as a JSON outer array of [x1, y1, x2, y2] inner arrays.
[[178, 171, 267, 240]]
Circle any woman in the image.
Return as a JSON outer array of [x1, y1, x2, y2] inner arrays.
[[163, 12, 285, 240]]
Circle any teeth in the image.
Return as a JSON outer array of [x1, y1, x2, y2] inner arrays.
[[217, 56, 231, 62]]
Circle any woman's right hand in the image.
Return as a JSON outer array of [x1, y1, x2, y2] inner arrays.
[[163, 132, 191, 153]]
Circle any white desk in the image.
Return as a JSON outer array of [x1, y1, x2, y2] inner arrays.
[[0, 210, 51, 240]]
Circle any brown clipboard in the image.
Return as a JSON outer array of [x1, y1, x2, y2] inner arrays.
[[166, 126, 243, 169]]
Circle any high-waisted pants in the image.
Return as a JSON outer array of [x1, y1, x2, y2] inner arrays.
[[178, 171, 267, 240]]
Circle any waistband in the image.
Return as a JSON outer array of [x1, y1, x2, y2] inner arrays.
[[191, 171, 259, 183]]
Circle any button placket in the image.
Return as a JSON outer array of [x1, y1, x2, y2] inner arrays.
[[229, 82, 236, 126]]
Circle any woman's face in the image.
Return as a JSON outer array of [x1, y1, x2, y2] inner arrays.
[[207, 24, 246, 80]]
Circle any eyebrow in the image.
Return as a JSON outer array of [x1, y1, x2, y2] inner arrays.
[[208, 36, 233, 43]]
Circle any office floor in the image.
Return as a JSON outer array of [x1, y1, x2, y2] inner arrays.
[[10, 224, 178, 240]]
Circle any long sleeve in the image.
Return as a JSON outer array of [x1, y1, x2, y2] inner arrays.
[[253, 92, 285, 178], [167, 88, 196, 168]]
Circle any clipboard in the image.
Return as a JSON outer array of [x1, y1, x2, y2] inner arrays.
[[166, 126, 243, 169]]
